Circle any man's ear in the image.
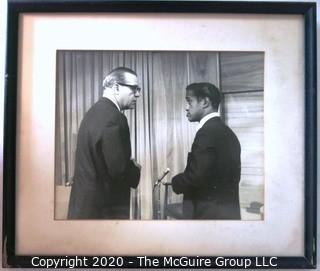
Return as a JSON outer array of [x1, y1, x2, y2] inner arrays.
[[202, 97, 211, 108], [113, 83, 120, 95]]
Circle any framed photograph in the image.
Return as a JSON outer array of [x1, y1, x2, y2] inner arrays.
[[3, 0, 317, 269]]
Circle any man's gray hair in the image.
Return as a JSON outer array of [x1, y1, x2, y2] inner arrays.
[[102, 67, 138, 88]]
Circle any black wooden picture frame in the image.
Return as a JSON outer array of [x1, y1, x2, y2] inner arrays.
[[3, 0, 317, 268]]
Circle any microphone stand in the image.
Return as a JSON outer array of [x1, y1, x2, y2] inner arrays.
[[153, 169, 170, 219], [153, 177, 163, 220]]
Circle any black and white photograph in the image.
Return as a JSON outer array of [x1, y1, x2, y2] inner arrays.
[[54, 50, 264, 221], [9, 9, 313, 260]]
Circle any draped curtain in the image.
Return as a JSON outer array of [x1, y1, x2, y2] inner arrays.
[[55, 51, 220, 219]]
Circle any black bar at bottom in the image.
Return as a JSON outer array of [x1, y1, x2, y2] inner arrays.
[[4, 256, 316, 269]]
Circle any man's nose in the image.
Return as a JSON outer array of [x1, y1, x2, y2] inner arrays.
[[135, 91, 140, 98]]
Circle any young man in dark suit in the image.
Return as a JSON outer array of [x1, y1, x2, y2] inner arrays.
[[171, 83, 241, 219], [68, 67, 141, 219]]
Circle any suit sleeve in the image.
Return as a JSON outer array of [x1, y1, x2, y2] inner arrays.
[[172, 132, 216, 194], [101, 123, 140, 188], [124, 160, 140, 188]]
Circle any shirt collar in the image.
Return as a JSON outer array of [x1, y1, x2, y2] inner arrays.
[[102, 91, 121, 111], [198, 112, 220, 131]]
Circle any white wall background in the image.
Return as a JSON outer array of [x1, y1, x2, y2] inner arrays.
[[0, 0, 318, 269]]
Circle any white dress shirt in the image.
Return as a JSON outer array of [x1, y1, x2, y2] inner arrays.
[[197, 112, 220, 131]]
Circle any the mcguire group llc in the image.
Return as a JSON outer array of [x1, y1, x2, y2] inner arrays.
[[137, 256, 278, 268]]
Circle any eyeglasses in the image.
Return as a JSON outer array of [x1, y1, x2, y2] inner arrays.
[[116, 82, 141, 95]]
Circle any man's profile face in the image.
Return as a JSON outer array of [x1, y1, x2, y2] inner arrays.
[[116, 73, 141, 110], [185, 89, 204, 122]]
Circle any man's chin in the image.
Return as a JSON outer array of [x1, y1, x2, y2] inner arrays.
[[124, 103, 136, 110]]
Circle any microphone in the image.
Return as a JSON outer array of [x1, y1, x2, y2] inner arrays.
[[154, 168, 170, 187]]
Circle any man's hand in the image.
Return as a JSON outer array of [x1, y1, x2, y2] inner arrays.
[[131, 159, 141, 170]]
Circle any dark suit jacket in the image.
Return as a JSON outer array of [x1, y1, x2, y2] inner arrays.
[[68, 98, 140, 219], [172, 117, 241, 219]]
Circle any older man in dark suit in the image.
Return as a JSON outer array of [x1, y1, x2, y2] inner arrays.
[[171, 83, 241, 219], [68, 67, 141, 219]]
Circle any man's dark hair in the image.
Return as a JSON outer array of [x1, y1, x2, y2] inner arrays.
[[186, 82, 221, 110]]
